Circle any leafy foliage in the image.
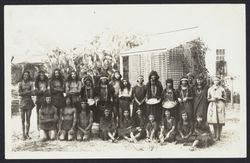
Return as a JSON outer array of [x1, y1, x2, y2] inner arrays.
[[43, 32, 145, 78]]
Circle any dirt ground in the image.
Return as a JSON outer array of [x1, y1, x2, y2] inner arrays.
[[10, 104, 243, 156]]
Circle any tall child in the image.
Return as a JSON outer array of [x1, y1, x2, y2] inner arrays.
[[207, 76, 226, 141], [132, 75, 147, 118], [18, 71, 35, 140]]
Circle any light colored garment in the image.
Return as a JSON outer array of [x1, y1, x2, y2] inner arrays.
[[207, 85, 226, 125]]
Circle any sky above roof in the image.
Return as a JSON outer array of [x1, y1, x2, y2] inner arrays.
[[5, 4, 245, 79]]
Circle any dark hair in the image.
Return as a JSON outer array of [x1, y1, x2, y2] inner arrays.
[[121, 109, 130, 121], [148, 71, 159, 82], [120, 79, 131, 91], [21, 71, 32, 82], [180, 111, 190, 124], [67, 70, 80, 83], [35, 71, 49, 89], [111, 71, 122, 81], [51, 69, 64, 86], [65, 96, 73, 107], [166, 78, 174, 89]]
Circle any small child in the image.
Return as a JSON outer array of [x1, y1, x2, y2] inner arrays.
[[190, 115, 214, 151], [145, 114, 158, 142], [175, 111, 196, 145], [118, 110, 134, 142], [130, 109, 148, 143], [99, 108, 118, 143], [159, 110, 176, 144], [77, 100, 93, 141]]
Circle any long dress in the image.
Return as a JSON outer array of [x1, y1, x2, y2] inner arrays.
[[194, 121, 214, 148], [161, 88, 178, 120], [132, 84, 147, 117], [146, 81, 163, 121], [193, 86, 209, 121], [50, 79, 65, 110], [207, 85, 226, 125], [176, 87, 194, 120], [18, 81, 35, 110]]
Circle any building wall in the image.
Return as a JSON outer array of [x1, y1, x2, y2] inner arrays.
[[122, 45, 196, 88]]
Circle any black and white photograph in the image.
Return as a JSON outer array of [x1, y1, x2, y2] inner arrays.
[[4, 4, 246, 159]]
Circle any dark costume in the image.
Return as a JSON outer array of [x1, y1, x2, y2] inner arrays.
[[146, 121, 158, 139], [131, 115, 148, 139], [193, 85, 209, 121], [118, 117, 133, 137], [99, 115, 116, 140], [176, 120, 196, 143], [194, 121, 214, 148], [80, 76, 98, 122], [96, 83, 114, 122], [161, 116, 177, 142], [146, 71, 163, 121], [161, 86, 178, 120], [132, 83, 147, 117], [176, 87, 194, 120]]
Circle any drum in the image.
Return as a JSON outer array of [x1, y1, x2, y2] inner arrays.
[[87, 98, 95, 106], [162, 101, 177, 109], [146, 98, 161, 105]]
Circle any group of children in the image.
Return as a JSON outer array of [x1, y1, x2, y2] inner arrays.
[[18, 68, 226, 151]]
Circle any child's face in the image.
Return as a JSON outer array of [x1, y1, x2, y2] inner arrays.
[[39, 73, 45, 80], [138, 78, 143, 84], [123, 80, 128, 86], [123, 111, 129, 117], [149, 115, 154, 121], [66, 98, 71, 105], [166, 83, 172, 89], [55, 71, 60, 78], [71, 72, 76, 79], [86, 80, 91, 86], [101, 79, 108, 84], [181, 80, 188, 86], [23, 72, 29, 81], [196, 79, 202, 85], [45, 97, 51, 104], [165, 110, 171, 117], [114, 72, 120, 79], [214, 79, 220, 85], [182, 113, 188, 121]]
